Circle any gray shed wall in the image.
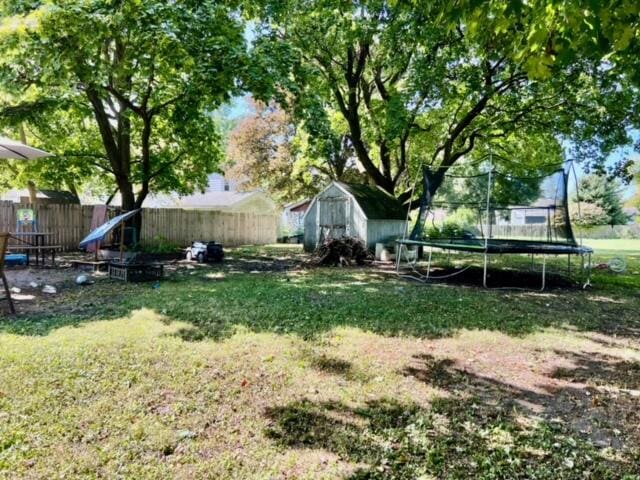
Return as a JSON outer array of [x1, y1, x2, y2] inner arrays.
[[303, 184, 406, 252], [366, 220, 407, 248]]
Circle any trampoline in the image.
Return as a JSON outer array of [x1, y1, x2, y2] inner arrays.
[[395, 160, 593, 290], [399, 238, 592, 256]]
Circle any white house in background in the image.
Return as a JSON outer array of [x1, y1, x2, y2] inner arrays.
[[281, 198, 311, 236], [1, 187, 79, 204], [206, 173, 241, 193], [98, 173, 278, 216], [166, 190, 277, 214], [495, 200, 556, 226]]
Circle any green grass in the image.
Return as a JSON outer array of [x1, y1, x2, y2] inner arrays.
[[1, 245, 639, 479], [586, 238, 640, 254]]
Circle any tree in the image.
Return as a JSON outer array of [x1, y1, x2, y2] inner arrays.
[[226, 99, 364, 203], [575, 174, 630, 226], [570, 202, 609, 228], [226, 100, 316, 203], [517, 0, 640, 182], [629, 161, 640, 210], [251, 1, 437, 195], [251, 0, 636, 238], [0, 103, 115, 198], [0, 0, 245, 214]]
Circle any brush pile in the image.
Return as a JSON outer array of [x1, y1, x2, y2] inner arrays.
[[312, 237, 372, 266]]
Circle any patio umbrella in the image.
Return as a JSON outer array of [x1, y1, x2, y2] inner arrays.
[[0, 137, 52, 314], [0, 136, 52, 160]]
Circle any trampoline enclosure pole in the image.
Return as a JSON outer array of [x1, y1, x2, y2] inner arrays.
[[583, 253, 592, 289], [483, 252, 488, 288]]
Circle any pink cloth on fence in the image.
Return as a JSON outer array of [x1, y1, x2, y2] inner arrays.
[[86, 205, 108, 253]]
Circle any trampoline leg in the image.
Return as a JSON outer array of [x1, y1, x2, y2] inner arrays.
[[482, 252, 488, 288], [583, 253, 592, 289], [567, 255, 571, 277], [540, 255, 547, 291], [426, 247, 433, 281], [395, 243, 402, 274]]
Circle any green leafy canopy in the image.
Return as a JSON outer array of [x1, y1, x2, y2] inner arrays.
[[0, 0, 246, 208]]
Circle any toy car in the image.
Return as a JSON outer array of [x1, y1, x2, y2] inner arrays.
[[185, 241, 224, 263]]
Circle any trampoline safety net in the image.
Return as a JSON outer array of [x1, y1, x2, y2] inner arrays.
[[407, 166, 590, 255]]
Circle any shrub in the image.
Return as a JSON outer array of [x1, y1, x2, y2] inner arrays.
[[137, 236, 181, 254], [424, 208, 479, 240]]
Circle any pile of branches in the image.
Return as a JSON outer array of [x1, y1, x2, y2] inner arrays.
[[312, 236, 372, 266]]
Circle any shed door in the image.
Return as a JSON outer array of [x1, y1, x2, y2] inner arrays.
[[318, 197, 348, 242]]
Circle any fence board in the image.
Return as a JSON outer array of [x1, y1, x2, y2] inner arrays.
[[0, 203, 277, 251]]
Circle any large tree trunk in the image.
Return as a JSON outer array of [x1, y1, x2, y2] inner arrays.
[[27, 180, 38, 204], [86, 88, 143, 241], [409, 166, 447, 240]]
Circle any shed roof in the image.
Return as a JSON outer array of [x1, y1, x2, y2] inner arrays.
[[336, 182, 407, 220], [285, 198, 311, 213], [0, 188, 79, 204]]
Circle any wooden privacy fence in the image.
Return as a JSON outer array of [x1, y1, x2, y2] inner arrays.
[[140, 208, 278, 247], [0, 201, 278, 251], [483, 224, 557, 240]]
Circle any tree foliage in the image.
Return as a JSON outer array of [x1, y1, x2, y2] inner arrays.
[[252, 0, 635, 202], [575, 174, 629, 226], [0, 0, 245, 210], [249, 0, 637, 240], [226, 100, 317, 204], [226, 99, 365, 204], [628, 161, 640, 211]]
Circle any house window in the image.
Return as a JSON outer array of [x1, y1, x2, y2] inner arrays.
[[525, 216, 546, 224]]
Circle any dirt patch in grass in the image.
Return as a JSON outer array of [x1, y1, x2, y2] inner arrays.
[[2, 311, 640, 478], [1, 245, 640, 477], [404, 348, 640, 451], [5, 266, 80, 290], [265, 328, 640, 478]]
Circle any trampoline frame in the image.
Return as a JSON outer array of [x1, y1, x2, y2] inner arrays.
[[397, 157, 593, 291], [395, 239, 593, 291]]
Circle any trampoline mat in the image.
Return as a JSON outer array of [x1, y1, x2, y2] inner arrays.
[[398, 238, 593, 256]]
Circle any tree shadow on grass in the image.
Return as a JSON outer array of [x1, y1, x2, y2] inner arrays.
[[550, 350, 640, 390], [264, 398, 631, 479], [404, 352, 640, 455], [0, 253, 639, 343], [264, 353, 639, 478], [301, 351, 372, 383], [309, 354, 354, 377]]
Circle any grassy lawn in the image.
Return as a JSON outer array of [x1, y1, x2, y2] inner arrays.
[[1, 243, 640, 478], [585, 238, 640, 254]]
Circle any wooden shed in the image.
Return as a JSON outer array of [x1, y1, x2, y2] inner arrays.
[[303, 182, 407, 252]]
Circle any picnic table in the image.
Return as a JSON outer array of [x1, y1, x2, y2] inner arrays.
[[7, 232, 61, 266]]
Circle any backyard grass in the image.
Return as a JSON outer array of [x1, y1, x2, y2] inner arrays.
[[1, 242, 639, 478], [584, 238, 640, 254]]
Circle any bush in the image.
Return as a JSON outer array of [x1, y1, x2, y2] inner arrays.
[[136, 236, 181, 254], [570, 203, 609, 227], [424, 208, 479, 240]]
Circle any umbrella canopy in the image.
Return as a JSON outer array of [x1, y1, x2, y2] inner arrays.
[[0, 136, 52, 160], [79, 209, 140, 248]]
